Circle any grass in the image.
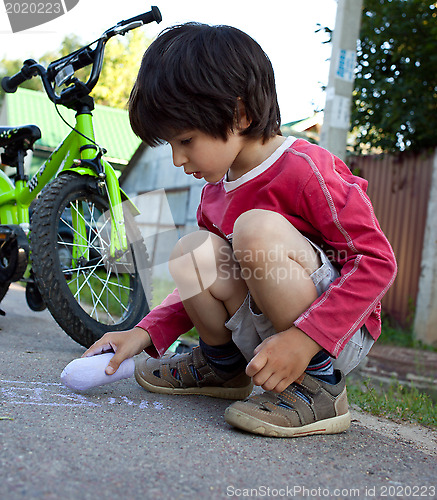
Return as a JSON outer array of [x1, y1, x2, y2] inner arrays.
[[347, 378, 437, 428], [378, 313, 437, 352], [379, 323, 437, 352], [150, 276, 175, 308], [350, 315, 437, 428]]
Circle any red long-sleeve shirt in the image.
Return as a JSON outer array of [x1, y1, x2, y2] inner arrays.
[[137, 137, 397, 358]]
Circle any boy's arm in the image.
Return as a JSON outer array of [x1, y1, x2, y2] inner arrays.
[[108, 195, 212, 360], [137, 192, 212, 357], [136, 288, 194, 358], [82, 289, 194, 373], [83, 193, 212, 368], [293, 145, 397, 357]]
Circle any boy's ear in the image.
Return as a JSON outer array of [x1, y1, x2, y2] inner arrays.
[[235, 98, 251, 131]]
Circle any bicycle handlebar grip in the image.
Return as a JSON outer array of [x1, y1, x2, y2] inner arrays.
[[1, 59, 38, 93], [2, 71, 28, 93], [120, 6, 162, 27]]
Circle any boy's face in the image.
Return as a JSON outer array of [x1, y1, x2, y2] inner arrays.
[[168, 129, 247, 184]]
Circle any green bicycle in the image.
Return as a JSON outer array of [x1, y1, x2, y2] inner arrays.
[[0, 6, 162, 347]]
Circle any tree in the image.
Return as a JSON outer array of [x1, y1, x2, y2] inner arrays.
[[0, 30, 150, 109], [351, 0, 437, 153], [90, 30, 149, 109]]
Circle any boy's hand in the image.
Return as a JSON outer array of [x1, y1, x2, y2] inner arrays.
[[82, 327, 151, 375], [246, 326, 321, 393]]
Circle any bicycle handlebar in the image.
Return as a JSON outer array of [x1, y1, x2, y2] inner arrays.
[[114, 5, 162, 29], [1, 6, 162, 105], [1, 59, 39, 93]]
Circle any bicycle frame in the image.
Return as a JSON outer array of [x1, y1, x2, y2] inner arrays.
[[0, 110, 129, 257]]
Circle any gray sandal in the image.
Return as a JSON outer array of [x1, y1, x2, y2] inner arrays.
[[224, 370, 351, 437], [135, 346, 253, 400]]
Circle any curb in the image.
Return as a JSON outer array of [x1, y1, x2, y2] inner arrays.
[[356, 344, 437, 400]]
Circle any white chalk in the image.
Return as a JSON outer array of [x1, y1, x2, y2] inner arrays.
[[61, 353, 135, 391]]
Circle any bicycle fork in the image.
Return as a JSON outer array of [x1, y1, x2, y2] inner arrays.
[[69, 112, 131, 260], [102, 161, 128, 258]]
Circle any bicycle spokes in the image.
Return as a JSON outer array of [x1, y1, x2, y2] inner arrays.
[[58, 197, 136, 324]]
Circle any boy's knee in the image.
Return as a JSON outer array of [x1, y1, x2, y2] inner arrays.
[[233, 210, 289, 256]]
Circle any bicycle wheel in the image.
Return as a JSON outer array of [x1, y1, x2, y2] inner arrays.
[[30, 173, 151, 347], [0, 281, 10, 303]]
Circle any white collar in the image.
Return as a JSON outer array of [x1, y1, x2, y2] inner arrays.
[[223, 136, 297, 192]]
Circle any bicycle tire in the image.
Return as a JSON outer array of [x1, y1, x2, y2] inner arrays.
[[30, 173, 151, 348], [0, 281, 10, 303]]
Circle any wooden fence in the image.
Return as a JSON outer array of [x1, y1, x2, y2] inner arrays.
[[348, 150, 435, 326]]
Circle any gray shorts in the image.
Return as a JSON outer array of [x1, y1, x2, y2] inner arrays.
[[225, 240, 374, 375]]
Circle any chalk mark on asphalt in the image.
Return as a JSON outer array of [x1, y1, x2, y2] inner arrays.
[[0, 379, 165, 409]]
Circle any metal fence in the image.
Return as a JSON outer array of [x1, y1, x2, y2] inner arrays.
[[348, 150, 435, 326]]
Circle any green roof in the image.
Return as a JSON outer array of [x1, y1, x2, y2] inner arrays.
[[4, 88, 141, 164], [281, 119, 304, 128]]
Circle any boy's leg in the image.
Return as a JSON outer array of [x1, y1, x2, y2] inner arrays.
[[168, 230, 248, 346], [134, 231, 254, 399], [232, 209, 320, 333], [232, 209, 336, 383], [224, 209, 350, 436]]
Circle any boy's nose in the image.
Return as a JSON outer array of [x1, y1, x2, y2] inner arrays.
[[172, 149, 187, 168]]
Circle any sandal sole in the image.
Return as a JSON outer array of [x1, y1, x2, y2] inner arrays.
[[224, 407, 351, 437], [134, 366, 253, 400]]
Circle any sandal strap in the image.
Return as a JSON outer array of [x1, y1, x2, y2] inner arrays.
[[192, 347, 224, 383], [293, 373, 322, 394], [160, 363, 173, 382], [248, 377, 333, 426], [176, 358, 198, 386], [159, 347, 226, 388]]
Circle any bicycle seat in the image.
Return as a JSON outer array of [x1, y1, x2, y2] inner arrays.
[[0, 124, 41, 149]]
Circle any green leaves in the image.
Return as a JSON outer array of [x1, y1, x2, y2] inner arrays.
[[351, 0, 437, 153], [90, 30, 151, 109]]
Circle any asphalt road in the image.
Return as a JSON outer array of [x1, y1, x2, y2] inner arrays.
[[1, 284, 436, 500]]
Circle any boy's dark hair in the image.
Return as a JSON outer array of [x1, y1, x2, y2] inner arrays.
[[129, 23, 281, 146]]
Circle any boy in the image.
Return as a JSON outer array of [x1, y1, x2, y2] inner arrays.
[[84, 23, 397, 437]]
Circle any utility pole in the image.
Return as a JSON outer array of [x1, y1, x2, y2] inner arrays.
[[319, 0, 363, 161]]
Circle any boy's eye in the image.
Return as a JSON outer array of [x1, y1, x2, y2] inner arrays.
[[181, 138, 192, 145]]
